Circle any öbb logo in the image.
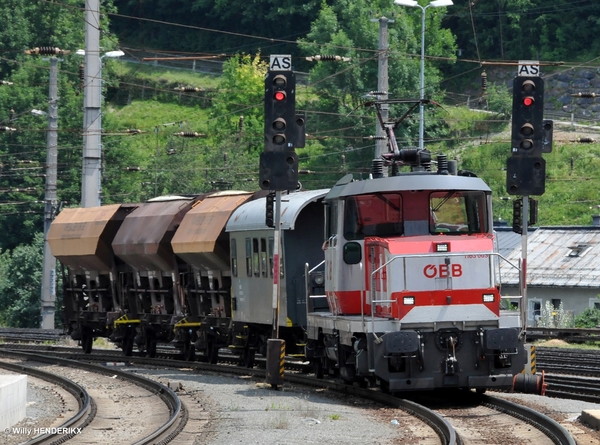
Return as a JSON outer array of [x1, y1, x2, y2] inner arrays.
[[423, 263, 463, 278]]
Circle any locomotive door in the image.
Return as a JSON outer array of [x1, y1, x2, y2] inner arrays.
[[324, 235, 340, 314], [367, 243, 391, 317]]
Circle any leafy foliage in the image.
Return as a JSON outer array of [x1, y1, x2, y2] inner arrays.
[[0, 233, 46, 328], [537, 300, 573, 328], [575, 307, 600, 328], [448, 0, 600, 62]]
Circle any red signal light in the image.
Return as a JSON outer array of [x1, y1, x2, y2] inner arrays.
[[274, 91, 286, 102], [523, 97, 534, 107]]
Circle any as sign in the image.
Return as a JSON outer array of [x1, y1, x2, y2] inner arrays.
[[270, 55, 292, 71], [518, 60, 540, 77]]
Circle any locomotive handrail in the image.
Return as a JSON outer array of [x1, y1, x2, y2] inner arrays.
[[368, 251, 512, 342], [305, 261, 326, 318]]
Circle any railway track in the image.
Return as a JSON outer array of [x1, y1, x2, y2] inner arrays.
[[0, 356, 95, 445], [0, 349, 185, 444], [0, 328, 64, 344], [536, 346, 600, 402], [0, 345, 579, 445]]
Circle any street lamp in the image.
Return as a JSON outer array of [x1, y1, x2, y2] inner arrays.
[[77, 49, 124, 207], [394, 0, 453, 149]]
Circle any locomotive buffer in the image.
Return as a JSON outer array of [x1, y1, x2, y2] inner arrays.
[[259, 55, 305, 388]]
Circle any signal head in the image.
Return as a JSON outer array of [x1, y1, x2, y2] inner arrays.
[[274, 91, 286, 102], [522, 97, 534, 107]]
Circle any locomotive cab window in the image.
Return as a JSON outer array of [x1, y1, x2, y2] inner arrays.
[[344, 193, 402, 240], [429, 191, 488, 234]]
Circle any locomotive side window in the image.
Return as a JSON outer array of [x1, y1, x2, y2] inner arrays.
[[429, 191, 488, 234], [344, 193, 402, 239], [325, 203, 338, 238], [253, 238, 260, 277], [231, 238, 238, 277], [245, 238, 252, 277]]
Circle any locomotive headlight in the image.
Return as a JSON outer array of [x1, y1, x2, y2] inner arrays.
[[312, 273, 325, 286], [435, 242, 450, 252], [483, 293, 495, 303], [403, 296, 415, 305]]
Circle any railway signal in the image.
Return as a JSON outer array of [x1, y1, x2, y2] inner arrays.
[[264, 70, 296, 151], [265, 192, 275, 227], [506, 76, 550, 196], [260, 69, 302, 191]]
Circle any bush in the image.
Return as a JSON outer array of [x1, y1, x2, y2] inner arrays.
[[574, 308, 600, 328]]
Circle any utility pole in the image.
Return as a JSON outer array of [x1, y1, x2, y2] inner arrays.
[[40, 57, 59, 329], [371, 16, 393, 161], [82, 0, 102, 207], [24, 48, 64, 329]]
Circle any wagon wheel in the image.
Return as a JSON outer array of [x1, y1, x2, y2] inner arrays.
[[313, 358, 324, 379], [242, 347, 255, 368], [81, 327, 93, 354], [207, 338, 219, 364], [122, 327, 134, 357], [182, 340, 196, 361], [146, 334, 157, 358]]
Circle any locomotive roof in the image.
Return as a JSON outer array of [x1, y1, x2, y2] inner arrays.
[[325, 173, 491, 200], [226, 189, 329, 232]]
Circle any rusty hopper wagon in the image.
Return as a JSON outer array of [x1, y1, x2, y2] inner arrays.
[[47, 203, 137, 352], [110, 195, 204, 356]]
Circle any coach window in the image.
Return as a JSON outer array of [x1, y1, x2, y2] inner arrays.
[[253, 238, 260, 277], [268, 237, 274, 277], [260, 238, 268, 278], [230, 239, 238, 277], [245, 238, 252, 277]]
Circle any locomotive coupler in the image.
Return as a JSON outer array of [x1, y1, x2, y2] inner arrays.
[[444, 355, 458, 375]]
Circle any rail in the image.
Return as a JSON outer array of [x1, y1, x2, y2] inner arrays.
[[0, 349, 185, 445], [483, 394, 576, 445], [0, 351, 94, 445]]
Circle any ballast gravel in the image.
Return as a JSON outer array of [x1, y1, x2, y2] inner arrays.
[[135, 367, 425, 445]]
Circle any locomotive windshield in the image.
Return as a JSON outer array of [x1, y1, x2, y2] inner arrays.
[[343, 190, 488, 239], [430, 190, 488, 234]]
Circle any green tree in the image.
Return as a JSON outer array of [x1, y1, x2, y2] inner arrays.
[[297, 0, 456, 186], [0, 233, 47, 328]]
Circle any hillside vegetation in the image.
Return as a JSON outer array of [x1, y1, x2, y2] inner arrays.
[[1, 0, 600, 327]]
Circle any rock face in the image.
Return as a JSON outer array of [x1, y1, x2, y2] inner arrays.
[[477, 67, 600, 119]]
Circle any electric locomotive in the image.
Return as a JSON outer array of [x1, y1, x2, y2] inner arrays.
[[304, 152, 532, 393]]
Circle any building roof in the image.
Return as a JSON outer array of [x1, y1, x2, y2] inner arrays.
[[500, 226, 600, 287]]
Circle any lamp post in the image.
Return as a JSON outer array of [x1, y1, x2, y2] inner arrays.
[[77, 49, 124, 207], [394, 0, 453, 150]]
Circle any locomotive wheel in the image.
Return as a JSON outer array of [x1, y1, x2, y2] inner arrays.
[[242, 347, 255, 368], [379, 379, 390, 394], [207, 339, 219, 364], [183, 341, 196, 361], [81, 328, 93, 354]]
